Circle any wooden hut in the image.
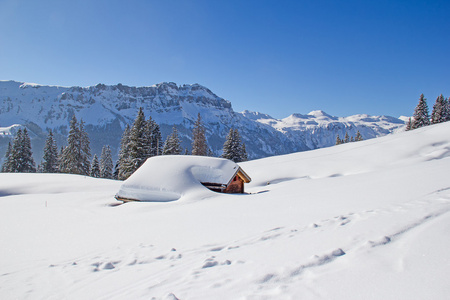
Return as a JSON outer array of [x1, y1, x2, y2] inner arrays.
[[201, 167, 251, 193]]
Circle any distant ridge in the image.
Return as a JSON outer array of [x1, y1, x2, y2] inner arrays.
[[0, 80, 405, 162]]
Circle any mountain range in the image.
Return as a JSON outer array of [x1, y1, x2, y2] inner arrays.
[[0, 80, 406, 162]]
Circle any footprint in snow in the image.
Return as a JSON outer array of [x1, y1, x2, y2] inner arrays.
[[210, 246, 225, 252], [367, 236, 392, 247], [202, 257, 232, 269], [290, 248, 346, 277], [103, 262, 115, 270]]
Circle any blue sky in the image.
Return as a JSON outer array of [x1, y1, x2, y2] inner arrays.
[[1, 0, 449, 119]]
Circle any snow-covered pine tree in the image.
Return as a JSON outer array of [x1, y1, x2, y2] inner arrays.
[[240, 142, 248, 162], [117, 124, 131, 180], [411, 94, 430, 129], [355, 130, 363, 141], [191, 113, 208, 156], [42, 129, 59, 173], [1, 142, 12, 172], [8, 129, 22, 172], [146, 117, 162, 157], [163, 126, 183, 155], [222, 128, 246, 162], [119, 108, 148, 179], [443, 97, 450, 121], [222, 128, 237, 161], [90, 154, 100, 178], [22, 128, 36, 173], [79, 119, 91, 175], [9, 128, 36, 173], [59, 116, 79, 174], [100, 145, 114, 179], [431, 94, 447, 124], [336, 134, 342, 145], [59, 115, 91, 175]]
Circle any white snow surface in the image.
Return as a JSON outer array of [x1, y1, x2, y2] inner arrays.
[[1, 122, 450, 299], [116, 156, 243, 202]]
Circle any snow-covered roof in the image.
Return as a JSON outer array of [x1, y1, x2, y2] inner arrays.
[[116, 155, 250, 202]]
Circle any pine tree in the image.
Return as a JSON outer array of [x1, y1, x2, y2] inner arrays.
[[222, 128, 237, 161], [163, 126, 183, 155], [240, 142, 248, 162], [36, 163, 44, 173], [42, 129, 59, 173], [405, 118, 412, 131], [355, 130, 363, 141], [443, 97, 450, 121], [117, 124, 131, 180], [59, 115, 91, 175], [9, 128, 36, 173], [128, 108, 147, 169], [431, 94, 446, 124], [1, 142, 12, 172], [192, 113, 208, 156], [59, 115, 79, 174], [100, 145, 114, 179], [90, 154, 100, 178], [411, 94, 430, 129], [146, 117, 162, 157], [336, 134, 342, 145], [79, 119, 91, 175], [21, 128, 36, 172], [118, 108, 150, 180], [222, 128, 246, 162], [344, 132, 350, 143]]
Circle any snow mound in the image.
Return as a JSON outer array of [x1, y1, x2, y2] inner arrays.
[[116, 155, 243, 202]]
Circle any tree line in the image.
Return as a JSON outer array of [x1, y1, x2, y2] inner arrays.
[[335, 131, 363, 145], [1, 116, 115, 178], [115, 108, 247, 179], [1, 109, 248, 180], [405, 94, 450, 130]]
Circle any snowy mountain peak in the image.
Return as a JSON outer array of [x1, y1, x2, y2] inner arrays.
[[240, 110, 275, 121], [0, 80, 405, 161], [307, 110, 334, 118]]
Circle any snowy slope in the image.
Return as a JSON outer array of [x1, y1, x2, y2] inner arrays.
[[1, 122, 449, 299], [0, 80, 405, 161]]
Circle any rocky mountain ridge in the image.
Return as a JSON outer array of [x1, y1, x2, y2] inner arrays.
[[0, 80, 405, 162]]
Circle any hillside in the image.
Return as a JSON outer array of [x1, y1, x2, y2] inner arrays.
[[0, 121, 449, 299], [0, 80, 405, 161]]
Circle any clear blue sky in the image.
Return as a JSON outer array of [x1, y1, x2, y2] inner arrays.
[[1, 0, 449, 119]]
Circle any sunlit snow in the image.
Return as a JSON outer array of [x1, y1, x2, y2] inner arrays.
[[1, 122, 449, 299]]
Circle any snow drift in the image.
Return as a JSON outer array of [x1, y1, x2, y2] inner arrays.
[[115, 156, 248, 202]]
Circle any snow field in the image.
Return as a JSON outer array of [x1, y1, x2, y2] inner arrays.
[[1, 122, 450, 299]]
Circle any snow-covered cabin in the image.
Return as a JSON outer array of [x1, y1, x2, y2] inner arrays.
[[115, 156, 251, 202]]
